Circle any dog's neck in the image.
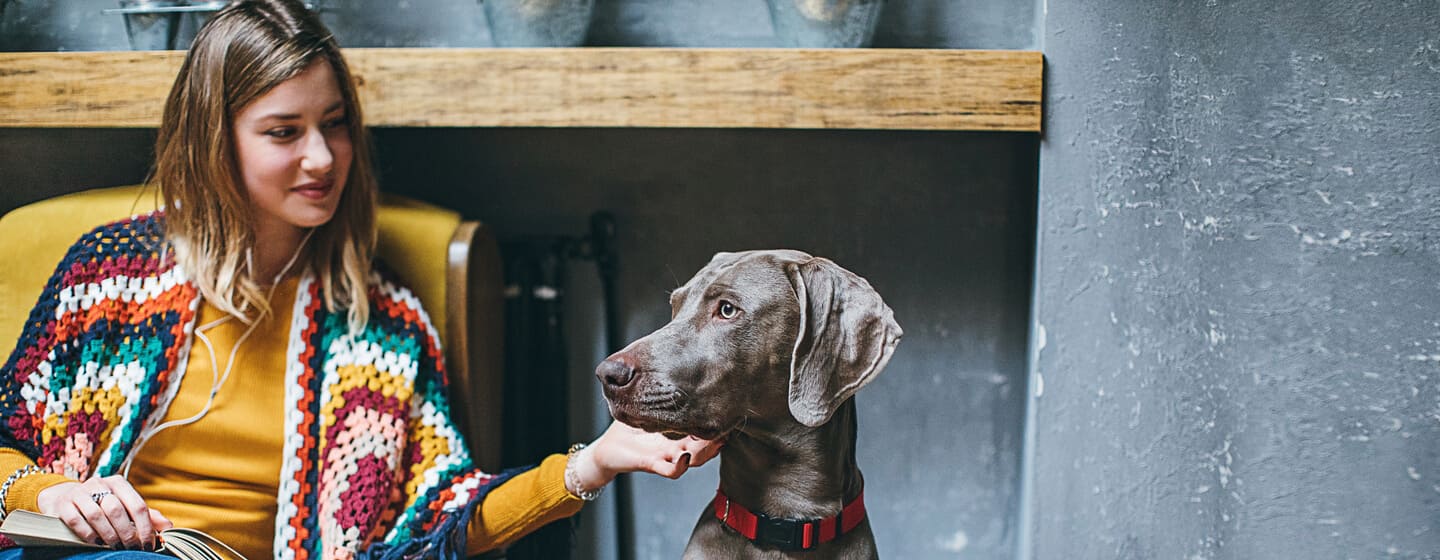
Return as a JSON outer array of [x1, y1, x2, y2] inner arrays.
[[718, 398, 863, 520]]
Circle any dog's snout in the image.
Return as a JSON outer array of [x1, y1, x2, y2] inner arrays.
[[597, 357, 637, 388]]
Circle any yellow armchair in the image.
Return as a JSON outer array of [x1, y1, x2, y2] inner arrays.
[[0, 185, 504, 472]]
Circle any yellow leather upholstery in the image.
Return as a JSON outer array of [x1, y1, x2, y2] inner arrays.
[[0, 185, 502, 470]]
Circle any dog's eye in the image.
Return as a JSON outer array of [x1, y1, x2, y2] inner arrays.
[[717, 301, 739, 320]]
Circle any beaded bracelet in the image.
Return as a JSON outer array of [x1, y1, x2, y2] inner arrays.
[[564, 443, 603, 501], [0, 464, 44, 522]]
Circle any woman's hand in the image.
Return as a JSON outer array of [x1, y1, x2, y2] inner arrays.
[[569, 421, 725, 495], [35, 475, 173, 549]]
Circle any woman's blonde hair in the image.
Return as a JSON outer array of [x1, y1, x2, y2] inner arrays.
[[152, 0, 376, 332]]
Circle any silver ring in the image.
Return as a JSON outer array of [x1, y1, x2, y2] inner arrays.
[[90, 491, 113, 504]]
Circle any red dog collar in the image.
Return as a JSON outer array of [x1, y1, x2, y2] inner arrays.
[[711, 486, 867, 551]]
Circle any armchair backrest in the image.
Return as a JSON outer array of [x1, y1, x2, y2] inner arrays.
[[0, 185, 504, 471]]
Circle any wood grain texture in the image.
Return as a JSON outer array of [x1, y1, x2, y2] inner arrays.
[[0, 50, 184, 128], [0, 48, 1041, 131]]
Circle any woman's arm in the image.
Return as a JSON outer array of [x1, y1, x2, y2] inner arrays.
[[0, 220, 174, 549], [0, 448, 72, 515], [0, 231, 91, 518], [465, 454, 579, 556], [463, 421, 722, 555]]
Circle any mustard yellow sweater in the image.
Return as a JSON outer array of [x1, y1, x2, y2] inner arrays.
[[0, 278, 582, 558]]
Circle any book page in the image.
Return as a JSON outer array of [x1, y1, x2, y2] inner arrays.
[[163, 528, 249, 560]]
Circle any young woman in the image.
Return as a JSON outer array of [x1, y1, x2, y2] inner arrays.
[[0, 1, 719, 558]]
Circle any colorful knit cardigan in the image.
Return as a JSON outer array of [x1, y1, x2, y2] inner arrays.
[[0, 212, 518, 560]]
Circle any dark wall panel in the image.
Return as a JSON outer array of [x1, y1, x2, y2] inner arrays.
[[0, 129, 154, 212]]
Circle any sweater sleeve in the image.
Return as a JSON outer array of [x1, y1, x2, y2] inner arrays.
[[358, 269, 580, 560], [0, 229, 93, 458], [0, 448, 73, 515], [464, 453, 585, 556], [0, 225, 134, 519]]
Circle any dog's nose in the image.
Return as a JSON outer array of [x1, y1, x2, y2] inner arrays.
[[597, 357, 636, 388]]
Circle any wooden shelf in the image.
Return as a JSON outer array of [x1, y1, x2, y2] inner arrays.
[[0, 48, 1041, 131]]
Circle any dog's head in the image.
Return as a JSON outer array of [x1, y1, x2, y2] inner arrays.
[[597, 250, 902, 439]]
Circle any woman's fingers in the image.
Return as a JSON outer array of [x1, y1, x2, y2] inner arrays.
[[652, 456, 690, 479], [592, 420, 726, 481], [149, 507, 174, 532], [72, 486, 124, 547], [37, 481, 99, 544], [54, 504, 98, 544], [100, 475, 156, 548], [94, 491, 143, 548], [39, 476, 160, 549], [682, 437, 724, 466]]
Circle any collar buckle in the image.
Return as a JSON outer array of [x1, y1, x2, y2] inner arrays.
[[753, 513, 805, 550]]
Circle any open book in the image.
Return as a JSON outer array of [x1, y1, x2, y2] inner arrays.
[[1, 510, 248, 560]]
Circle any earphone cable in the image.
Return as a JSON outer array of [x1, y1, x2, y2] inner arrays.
[[119, 228, 316, 480]]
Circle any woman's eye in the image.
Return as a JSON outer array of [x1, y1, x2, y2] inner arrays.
[[718, 301, 739, 319], [266, 127, 297, 139], [324, 117, 349, 129]]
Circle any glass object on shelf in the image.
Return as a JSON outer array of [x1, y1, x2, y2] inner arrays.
[[172, 0, 225, 49], [106, 1, 319, 50], [480, 0, 594, 47], [766, 0, 885, 48], [114, 0, 182, 50]]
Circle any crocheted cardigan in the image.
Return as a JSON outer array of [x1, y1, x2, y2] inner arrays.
[[0, 212, 517, 560]]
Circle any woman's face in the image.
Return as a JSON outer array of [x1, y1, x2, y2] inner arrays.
[[232, 58, 352, 240]]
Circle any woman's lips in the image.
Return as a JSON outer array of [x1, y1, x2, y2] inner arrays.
[[293, 180, 333, 200]]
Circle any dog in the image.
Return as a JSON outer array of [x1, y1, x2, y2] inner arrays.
[[596, 250, 902, 559]]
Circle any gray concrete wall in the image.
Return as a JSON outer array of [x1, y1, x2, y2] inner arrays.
[[0, 0, 1039, 50], [1026, 1, 1440, 559]]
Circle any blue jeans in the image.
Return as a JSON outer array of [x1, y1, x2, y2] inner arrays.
[[0, 549, 169, 560]]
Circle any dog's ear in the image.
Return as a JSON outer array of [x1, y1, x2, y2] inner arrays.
[[786, 257, 903, 427]]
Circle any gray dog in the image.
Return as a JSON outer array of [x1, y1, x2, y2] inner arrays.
[[597, 250, 902, 559]]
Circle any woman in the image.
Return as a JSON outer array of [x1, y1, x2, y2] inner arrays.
[[0, 1, 719, 558]]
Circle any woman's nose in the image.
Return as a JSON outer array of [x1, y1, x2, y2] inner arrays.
[[300, 128, 334, 174]]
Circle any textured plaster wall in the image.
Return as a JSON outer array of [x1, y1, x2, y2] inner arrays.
[[1027, 1, 1440, 558], [0, 0, 1039, 51]]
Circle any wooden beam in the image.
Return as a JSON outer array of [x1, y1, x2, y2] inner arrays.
[[0, 48, 1041, 131], [0, 50, 184, 128]]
